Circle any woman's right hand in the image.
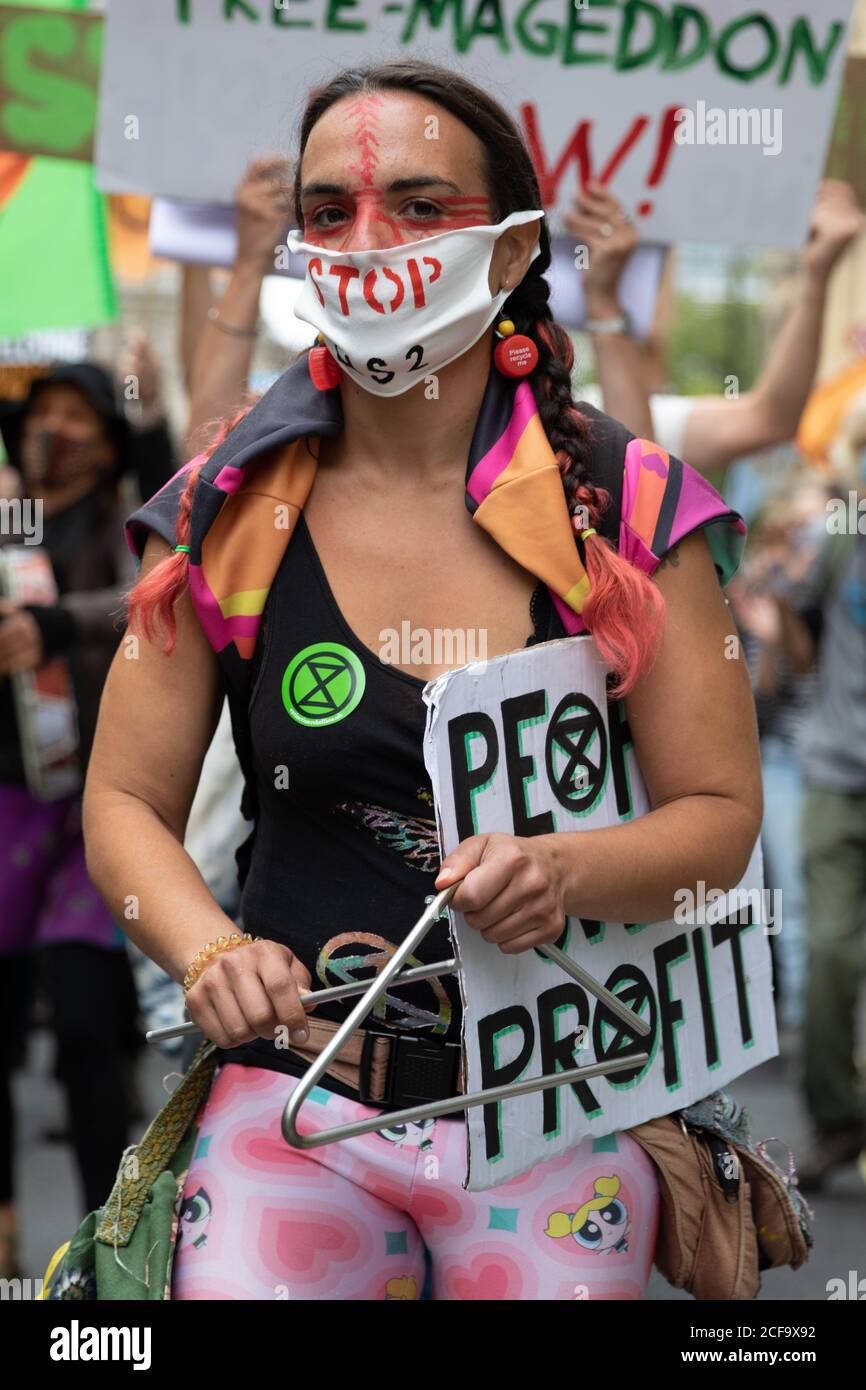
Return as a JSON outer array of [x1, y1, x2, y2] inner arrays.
[[183, 939, 315, 1051], [563, 180, 638, 316], [233, 155, 293, 277]]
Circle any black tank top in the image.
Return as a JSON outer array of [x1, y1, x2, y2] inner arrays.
[[220, 511, 566, 1099]]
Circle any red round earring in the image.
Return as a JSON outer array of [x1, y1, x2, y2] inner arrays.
[[308, 335, 342, 391], [493, 318, 538, 378]]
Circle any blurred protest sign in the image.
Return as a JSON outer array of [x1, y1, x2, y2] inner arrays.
[[97, 0, 853, 249], [0, 1, 102, 162], [824, 55, 866, 208], [547, 238, 667, 336], [108, 193, 159, 282], [148, 195, 242, 267], [0, 152, 115, 336], [423, 637, 775, 1188], [0, 1, 114, 336]]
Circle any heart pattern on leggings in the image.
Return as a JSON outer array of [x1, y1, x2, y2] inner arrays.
[[267, 1211, 361, 1284], [229, 1118, 328, 1178], [445, 1251, 524, 1301]]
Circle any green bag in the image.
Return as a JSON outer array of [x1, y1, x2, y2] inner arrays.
[[42, 1042, 218, 1301]]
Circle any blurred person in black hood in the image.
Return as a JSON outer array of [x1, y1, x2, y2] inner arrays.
[[0, 357, 175, 1277]]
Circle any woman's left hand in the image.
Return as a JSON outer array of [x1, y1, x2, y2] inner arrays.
[[435, 833, 565, 955]]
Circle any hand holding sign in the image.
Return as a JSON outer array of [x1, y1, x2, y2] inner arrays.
[[563, 181, 640, 318], [436, 832, 565, 956], [801, 178, 866, 282]]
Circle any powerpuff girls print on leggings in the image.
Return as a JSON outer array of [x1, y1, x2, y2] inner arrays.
[[171, 1064, 660, 1301]]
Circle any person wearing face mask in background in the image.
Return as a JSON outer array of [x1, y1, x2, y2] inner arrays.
[[0, 360, 176, 1279]]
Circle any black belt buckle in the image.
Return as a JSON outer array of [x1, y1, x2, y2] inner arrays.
[[360, 1028, 462, 1110]]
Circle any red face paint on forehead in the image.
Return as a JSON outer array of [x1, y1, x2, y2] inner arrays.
[[343, 93, 383, 187], [301, 94, 494, 247]]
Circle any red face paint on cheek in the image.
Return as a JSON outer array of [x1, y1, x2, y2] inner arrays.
[[407, 195, 492, 232], [303, 192, 493, 246]]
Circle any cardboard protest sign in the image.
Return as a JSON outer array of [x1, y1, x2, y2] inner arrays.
[[422, 636, 776, 1190], [0, 1, 101, 163], [96, 0, 852, 248], [0, 2, 114, 336], [824, 55, 866, 209], [0, 151, 116, 336]]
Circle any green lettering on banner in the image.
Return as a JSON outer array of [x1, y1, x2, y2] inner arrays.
[[661, 3, 710, 73], [401, 0, 508, 55], [464, 0, 509, 55], [515, 0, 559, 59], [564, 0, 616, 67], [225, 0, 260, 20], [0, 9, 101, 162], [324, 0, 365, 33], [779, 17, 845, 87], [401, 0, 460, 48], [616, 0, 666, 73], [398, 0, 845, 85], [170, 0, 849, 91], [716, 13, 779, 83], [274, 0, 315, 29]]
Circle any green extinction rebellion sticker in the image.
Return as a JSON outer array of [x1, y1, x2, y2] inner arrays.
[[281, 642, 366, 727]]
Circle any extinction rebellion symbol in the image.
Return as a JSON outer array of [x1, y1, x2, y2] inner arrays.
[[544, 692, 607, 814], [281, 642, 366, 727]]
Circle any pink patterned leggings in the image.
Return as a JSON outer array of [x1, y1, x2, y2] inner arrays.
[[171, 1063, 660, 1301]]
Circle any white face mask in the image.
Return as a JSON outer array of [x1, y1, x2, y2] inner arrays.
[[286, 209, 545, 398]]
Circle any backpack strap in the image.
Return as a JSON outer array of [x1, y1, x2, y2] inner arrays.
[[95, 1041, 218, 1249]]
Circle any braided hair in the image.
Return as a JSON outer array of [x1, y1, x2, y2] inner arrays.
[[504, 241, 664, 695]]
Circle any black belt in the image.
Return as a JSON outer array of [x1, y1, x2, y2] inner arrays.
[[360, 1027, 463, 1112]]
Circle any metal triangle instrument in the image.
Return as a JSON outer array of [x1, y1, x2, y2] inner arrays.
[[282, 882, 651, 1150]]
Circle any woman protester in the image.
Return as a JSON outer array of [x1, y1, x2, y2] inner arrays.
[[82, 60, 762, 1301]]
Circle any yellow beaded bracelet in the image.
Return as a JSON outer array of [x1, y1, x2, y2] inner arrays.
[[182, 932, 259, 994]]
